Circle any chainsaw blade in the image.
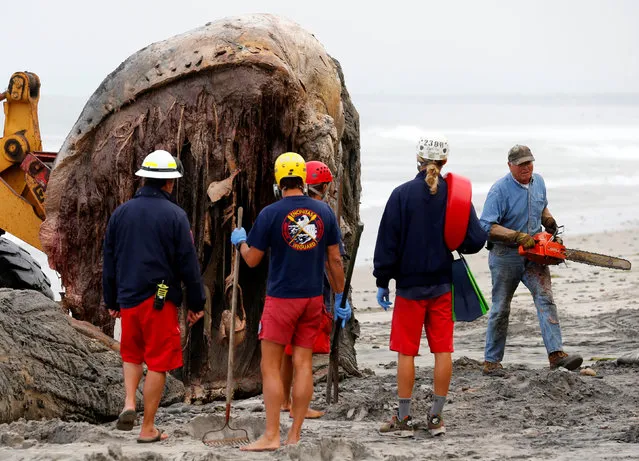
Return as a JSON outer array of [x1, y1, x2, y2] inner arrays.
[[565, 249, 631, 271]]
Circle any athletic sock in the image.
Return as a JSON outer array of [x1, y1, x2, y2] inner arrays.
[[429, 394, 446, 416], [398, 398, 411, 420]]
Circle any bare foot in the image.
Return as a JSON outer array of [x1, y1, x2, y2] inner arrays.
[[280, 402, 291, 412], [239, 434, 280, 452], [284, 432, 301, 446], [289, 408, 325, 419]]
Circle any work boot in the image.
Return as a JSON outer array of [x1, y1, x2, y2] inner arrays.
[[379, 415, 415, 437], [427, 414, 446, 437], [482, 361, 506, 376], [549, 351, 583, 370]]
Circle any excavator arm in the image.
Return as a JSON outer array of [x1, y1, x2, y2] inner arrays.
[[0, 72, 57, 250]]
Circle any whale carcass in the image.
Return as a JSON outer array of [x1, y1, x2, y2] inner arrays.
[[39, 14, 361, 396]]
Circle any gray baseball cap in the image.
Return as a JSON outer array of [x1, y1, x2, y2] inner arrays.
[[508, 145, 535, 165]]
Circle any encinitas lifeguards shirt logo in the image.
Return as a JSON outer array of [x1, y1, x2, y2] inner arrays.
[[282, 208, 324, 251]]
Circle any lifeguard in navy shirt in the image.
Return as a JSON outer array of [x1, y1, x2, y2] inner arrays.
[[374, 135, 485, 438], [103, 149, 205, 443], [230, 152, 351, 451], [281, 160, 344, 419]]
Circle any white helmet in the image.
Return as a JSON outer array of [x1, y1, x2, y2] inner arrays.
[[416, 135, 449, 161], [135, 150, 183, 178]]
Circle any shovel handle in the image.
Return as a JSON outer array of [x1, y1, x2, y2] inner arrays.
[[225, 207, 243, 417], [326, 222, 364, 405]]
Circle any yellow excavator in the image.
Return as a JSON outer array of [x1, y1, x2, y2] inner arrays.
[[0, 71, 56, 299]]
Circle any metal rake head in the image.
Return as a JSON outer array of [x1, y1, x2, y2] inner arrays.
[[202, 428, 250, 448], [203, 437, 250, 448]]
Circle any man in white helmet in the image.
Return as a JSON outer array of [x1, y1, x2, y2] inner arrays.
[[102, 149, 206, 443], [374, 135, 485, 437]]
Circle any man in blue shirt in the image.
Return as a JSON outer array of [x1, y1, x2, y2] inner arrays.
[[280, 160, 341, 419], [230, 152, 351, 451], [480, 145, 582, 375], [103, 149, 206, 443]]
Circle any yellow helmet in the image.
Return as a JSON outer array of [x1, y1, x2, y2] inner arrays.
[[274, 152, 306, 186]]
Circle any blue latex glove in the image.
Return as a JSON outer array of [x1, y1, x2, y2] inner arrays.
[[231, 227, 247, 246], [377, 287, 392, 311], [333, 292, 352, 328]]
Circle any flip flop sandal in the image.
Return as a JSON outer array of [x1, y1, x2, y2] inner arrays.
[[116, 409, 136, 431], [137, 427, 165, 443]]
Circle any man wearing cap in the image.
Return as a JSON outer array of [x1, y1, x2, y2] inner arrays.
[[480, 145, 582, 375], [103, 149, 206, 442]]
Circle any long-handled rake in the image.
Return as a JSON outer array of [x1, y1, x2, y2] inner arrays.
[[202, 207, 250, 447]]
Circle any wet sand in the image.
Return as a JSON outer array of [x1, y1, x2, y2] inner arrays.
[[1, 228, 638, 460]]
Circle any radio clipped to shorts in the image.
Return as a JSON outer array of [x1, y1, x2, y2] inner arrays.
[[154, 280, 169, 311]]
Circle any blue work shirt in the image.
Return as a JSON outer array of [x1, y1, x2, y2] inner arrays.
[[247, 195, 340, 298], [102, 185, 206, 312], [480, 173, 548, 236]]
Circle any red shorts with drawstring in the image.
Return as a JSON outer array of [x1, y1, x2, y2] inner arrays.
[[389, 292, 454, 356], [284, 307, 333, 356], [259, 295, 323, 349], [120, 295, 183, 372]]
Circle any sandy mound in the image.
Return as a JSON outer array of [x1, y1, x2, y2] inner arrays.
[[1, 228, 637, 460]]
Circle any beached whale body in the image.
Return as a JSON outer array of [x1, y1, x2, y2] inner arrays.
[[39, 14, 361, 394], [0, 290, 183, 423]]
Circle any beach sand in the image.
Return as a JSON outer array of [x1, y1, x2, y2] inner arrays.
[[1, 228, 638, 460]]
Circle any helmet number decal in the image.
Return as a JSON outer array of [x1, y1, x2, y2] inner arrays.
[[417, 135, 449, 160], [423, 139, 444, 148]]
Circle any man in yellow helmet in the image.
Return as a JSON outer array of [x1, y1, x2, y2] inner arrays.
[[280, 160, 339, 419], [231, 152, 351, 451]]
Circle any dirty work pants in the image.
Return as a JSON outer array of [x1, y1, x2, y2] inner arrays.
[[484, 246, 563, 363]]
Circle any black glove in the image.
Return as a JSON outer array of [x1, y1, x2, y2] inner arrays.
[[516, 232, 536, 249], [542, 216, 558, 235]]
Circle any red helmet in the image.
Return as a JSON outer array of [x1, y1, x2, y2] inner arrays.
[[306, 161, 333, 185]]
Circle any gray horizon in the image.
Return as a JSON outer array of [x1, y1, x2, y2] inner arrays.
[[1, 0, 637, 100]]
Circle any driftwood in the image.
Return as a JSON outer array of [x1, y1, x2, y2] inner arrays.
[[0, 289, 183, 423], [39, 14, 362, 399]]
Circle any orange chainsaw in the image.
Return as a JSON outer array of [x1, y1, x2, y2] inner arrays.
[[518, 230, 631, 270]]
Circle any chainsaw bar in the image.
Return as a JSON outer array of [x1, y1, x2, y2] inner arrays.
[[565, 249, 631, 271]]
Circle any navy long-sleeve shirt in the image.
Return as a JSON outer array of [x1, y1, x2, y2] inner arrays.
[[102, 185, 205, 312], [373, 171, 487, 292]]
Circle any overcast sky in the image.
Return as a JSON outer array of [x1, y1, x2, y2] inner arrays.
[[1, 0, 638, 100]]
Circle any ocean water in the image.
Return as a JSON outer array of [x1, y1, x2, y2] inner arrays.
[[3, 94, 639, 296], [356, 95, 639, 264]]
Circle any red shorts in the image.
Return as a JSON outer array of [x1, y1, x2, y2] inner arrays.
[[390, 292, 454, 356], [120, 295, 183, 372], [284, 308, 333, 356], [259, 295, 323, 349]]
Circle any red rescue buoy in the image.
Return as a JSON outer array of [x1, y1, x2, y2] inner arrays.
[[444, 172, 472, 251]]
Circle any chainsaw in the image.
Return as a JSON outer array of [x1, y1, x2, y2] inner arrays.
[[518, 230, 631, 270]]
